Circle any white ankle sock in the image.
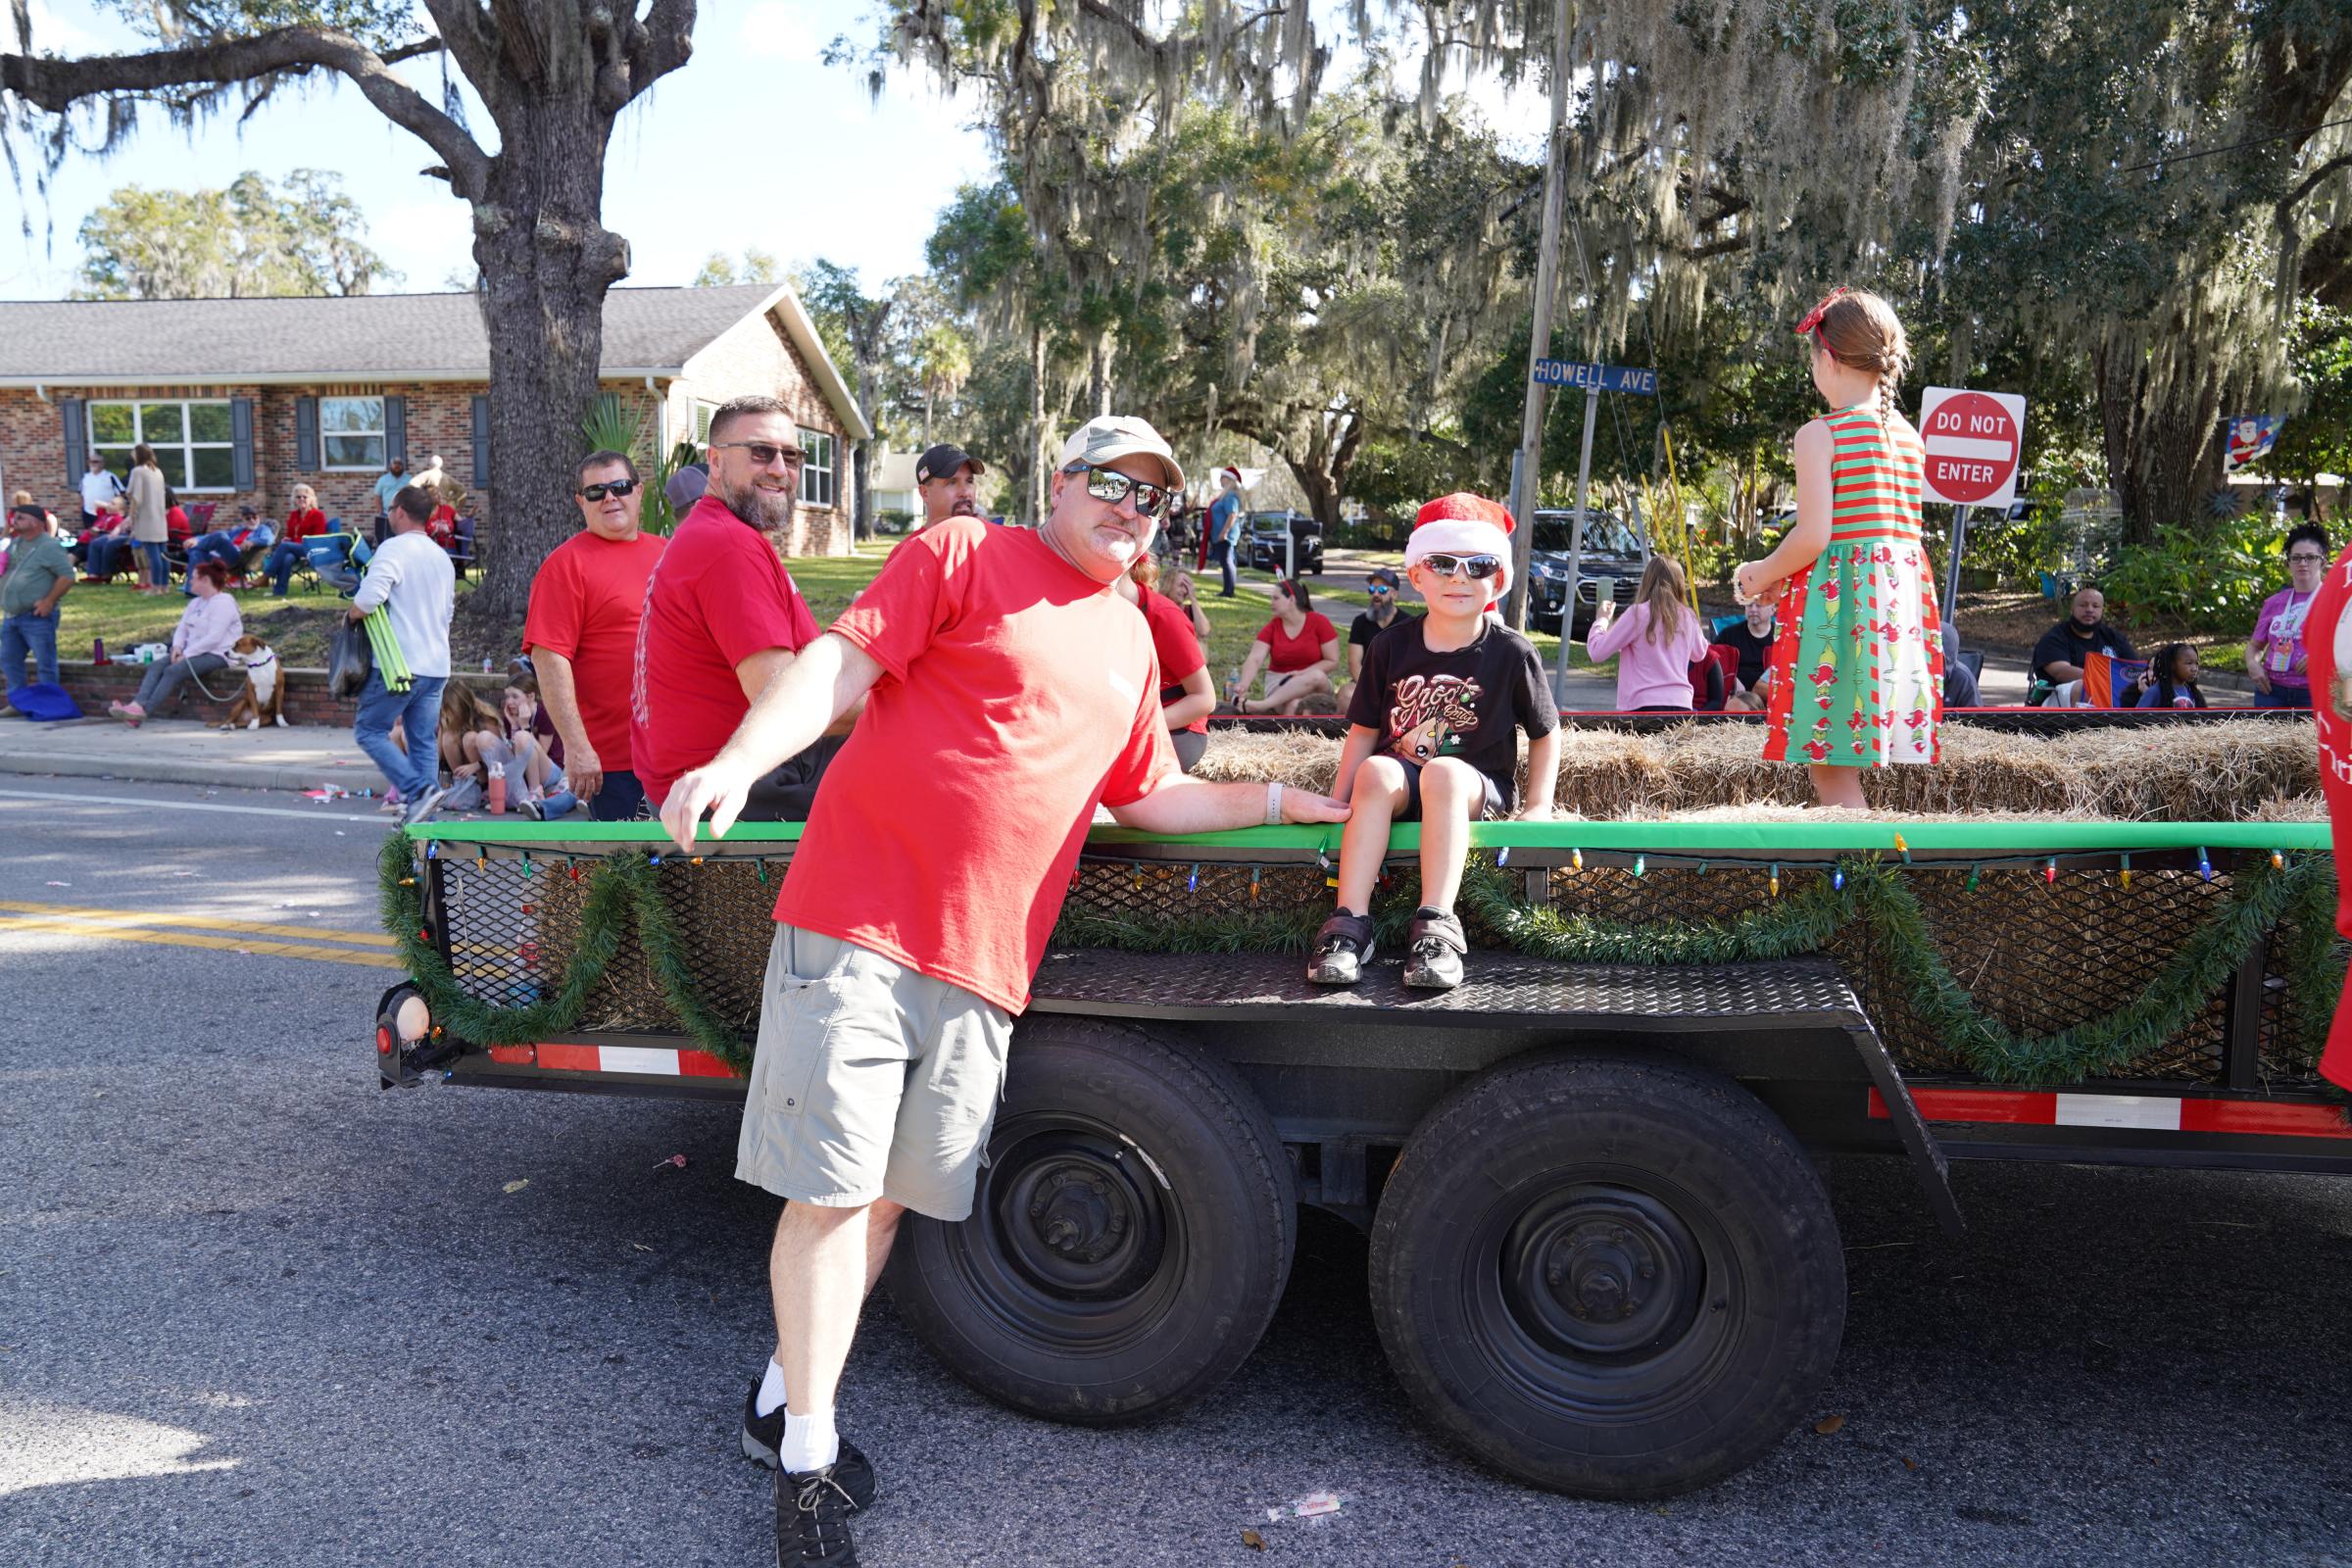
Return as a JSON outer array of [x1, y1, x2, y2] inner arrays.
[[755, 1358, 788, 1418], [779, 1409, 840, 1474]]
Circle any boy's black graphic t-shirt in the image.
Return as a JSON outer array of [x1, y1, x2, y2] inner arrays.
[[1347, 617, 1559, 810]]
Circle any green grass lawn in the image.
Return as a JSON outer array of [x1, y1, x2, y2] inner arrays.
[[53, 577, 414, 668]]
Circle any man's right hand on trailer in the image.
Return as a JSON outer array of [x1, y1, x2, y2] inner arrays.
[[661, 414, 1342, 1568]]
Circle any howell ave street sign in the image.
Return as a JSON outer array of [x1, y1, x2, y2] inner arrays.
[[1531, 360, 1659, 395], [1918, 386, 2027, 509]]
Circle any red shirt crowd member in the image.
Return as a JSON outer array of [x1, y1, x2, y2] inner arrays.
[[656, 414, 1346, 1566], [523, 450, 665, 820], [1126, 557, 1213, 772], [1233, 577, 1340, 714], [629, 406, 828, 812]]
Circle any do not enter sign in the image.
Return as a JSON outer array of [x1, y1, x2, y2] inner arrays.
[[1918, 387, 2027, 509]]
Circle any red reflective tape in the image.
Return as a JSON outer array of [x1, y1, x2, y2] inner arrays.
[[486, 1044, 535, 1065], [1873, 1087, 2352, 1141], [1870, 1087, 2057, 1124], [537, 1043, 602, 1072], [677, 1050, 738, 1079], [2178, 1100, 2352, 1140]]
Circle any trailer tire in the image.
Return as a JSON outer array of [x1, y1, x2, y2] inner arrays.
[[1369, 1051, 1844, 1498], [886, 1017, 1297, 1425]]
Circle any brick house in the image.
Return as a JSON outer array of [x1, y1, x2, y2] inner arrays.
[[0, 282, 870, 557]]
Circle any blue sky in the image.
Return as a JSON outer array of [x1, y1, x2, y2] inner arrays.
[[1, 3, 1549, 302], [0, 2, 1001, 298]]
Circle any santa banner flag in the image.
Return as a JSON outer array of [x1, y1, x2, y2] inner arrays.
[[2308, 540, 2352, 1092], [2223, 414, 2286, 472]]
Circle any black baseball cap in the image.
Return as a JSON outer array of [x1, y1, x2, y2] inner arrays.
[[238, 504, 261, 518], [1366, 566, 1400, 588], [916, 443, 985, 485]]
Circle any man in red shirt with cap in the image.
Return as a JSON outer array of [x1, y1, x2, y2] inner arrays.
[[662, 414, 1348, 1568]]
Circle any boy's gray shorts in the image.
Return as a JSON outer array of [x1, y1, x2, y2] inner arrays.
[[736, 923, 1013, 1222]]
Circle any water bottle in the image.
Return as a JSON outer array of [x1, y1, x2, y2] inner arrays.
[[92, 637, 109, 665], [487, 761, 507, 815]]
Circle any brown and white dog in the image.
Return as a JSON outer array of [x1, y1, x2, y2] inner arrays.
[[215, 635, 287, 730]]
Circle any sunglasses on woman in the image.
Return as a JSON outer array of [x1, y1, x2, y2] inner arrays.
[[1421, 553, 1503, 580], [1066, 464, 1173, 519], [577, 479, 639, 501]]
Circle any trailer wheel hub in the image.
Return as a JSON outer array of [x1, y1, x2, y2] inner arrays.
[[1505, 1186, 1703, 1361], [996, 1136, 1163, 1298]]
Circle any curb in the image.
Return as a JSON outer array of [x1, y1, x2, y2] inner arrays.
[[0, 749, 374, 793]]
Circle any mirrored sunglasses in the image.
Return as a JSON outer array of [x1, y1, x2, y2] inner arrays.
[[577, 479, 639, 501], [1070, 464, 1172, 519], [1421, 553, 1503, 580], [1367, 583, 1396, 596]]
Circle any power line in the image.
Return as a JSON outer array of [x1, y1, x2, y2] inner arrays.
[[2114, 116, 2352, 175]]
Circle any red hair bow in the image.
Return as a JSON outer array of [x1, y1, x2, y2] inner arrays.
[[1795, 287, 1849, 339]]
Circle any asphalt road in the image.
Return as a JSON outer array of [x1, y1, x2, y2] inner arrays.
[[4, 779, 2351, 1568]]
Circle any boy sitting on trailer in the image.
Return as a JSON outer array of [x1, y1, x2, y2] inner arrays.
[[1309, 493, 1560, 990]]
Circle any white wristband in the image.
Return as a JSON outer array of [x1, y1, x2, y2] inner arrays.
[[1264, 781, 1285, 826]]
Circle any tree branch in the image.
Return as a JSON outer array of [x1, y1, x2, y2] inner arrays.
[[416, 0, 506, 118], [624, 0, 698, 104], [2281, 152, 2352, 220], [3, 25, 492, 200]]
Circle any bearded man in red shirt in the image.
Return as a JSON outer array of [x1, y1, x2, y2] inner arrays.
[[662, 415, 1348, 1568]]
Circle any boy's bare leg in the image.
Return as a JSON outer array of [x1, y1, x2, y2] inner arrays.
[[1416, 758, 1485, 909], [1335, 757, 1408, 912]]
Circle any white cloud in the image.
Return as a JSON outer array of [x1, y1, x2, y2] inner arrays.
[[738, 1, 821, 62]]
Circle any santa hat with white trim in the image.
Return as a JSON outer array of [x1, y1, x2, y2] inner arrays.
[[1404, 491, 1516, 610]]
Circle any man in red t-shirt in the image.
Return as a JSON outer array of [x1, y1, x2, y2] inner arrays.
[[522, 450, 666, 819], [630, 396, 845, 815], [660, 415, 1348, 1563]]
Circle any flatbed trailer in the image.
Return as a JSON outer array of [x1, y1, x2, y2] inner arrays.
[[370, 816, 2345, 1499]]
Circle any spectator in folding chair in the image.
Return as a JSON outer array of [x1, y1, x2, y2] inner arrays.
[[185, 506, 274, 589], [261, 484, 333, 596]]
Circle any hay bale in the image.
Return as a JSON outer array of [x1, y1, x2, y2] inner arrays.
[[1193, 717, 2319, 821]]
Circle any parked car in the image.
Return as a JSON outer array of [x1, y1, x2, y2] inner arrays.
[[1524, 508, 1648, 633], [1242, 510, 1324, 574]]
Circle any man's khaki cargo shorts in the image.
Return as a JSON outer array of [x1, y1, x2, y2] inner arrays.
[[736, 923, 1012, 1222]]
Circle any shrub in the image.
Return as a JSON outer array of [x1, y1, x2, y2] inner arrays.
[[2099, 515, 2296, 637]]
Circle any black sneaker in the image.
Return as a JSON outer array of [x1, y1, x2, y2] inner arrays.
[[1403, 906, 1467, 990], [777, 1465, 860, 1567], [1306, 909, 1376, 985], [741, 1383, 877, 1511]]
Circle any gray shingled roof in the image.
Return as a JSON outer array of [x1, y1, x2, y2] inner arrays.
[[0, 283, 786, 380]]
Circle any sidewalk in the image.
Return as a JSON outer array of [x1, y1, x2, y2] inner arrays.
[[0, 714, 381, 795]]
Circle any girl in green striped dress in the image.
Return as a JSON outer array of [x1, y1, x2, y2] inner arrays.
[[1735, 288, 1943, 808]]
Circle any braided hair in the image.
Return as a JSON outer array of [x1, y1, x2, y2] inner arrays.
[[1810, 290, 1912, 425]]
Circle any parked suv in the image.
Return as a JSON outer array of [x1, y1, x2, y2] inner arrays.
[[1242, 510, 1324, 574], [1525, 509, 1648, 634]]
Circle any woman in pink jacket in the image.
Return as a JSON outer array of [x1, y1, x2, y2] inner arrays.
[[1584, 556, 1709, 710], [110, 561, 243, 724]]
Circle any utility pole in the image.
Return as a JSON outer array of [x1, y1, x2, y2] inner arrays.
[[1505, 0, 1573, 633]]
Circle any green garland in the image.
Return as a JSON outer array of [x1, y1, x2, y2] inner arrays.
[[380, 835, 2344, 1089], [378, 836, 754, 1072]]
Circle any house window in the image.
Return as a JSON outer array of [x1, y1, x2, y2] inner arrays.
[[87, 399, 236, 491], [798, 427, 836, 508], [320, 396, 386, 470]]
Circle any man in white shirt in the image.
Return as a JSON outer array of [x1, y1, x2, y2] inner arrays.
[[77, 452, 124, 525], [347, 485, 457, 824]]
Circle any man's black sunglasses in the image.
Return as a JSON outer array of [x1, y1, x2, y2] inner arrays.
[[1066, 464, 1173, 519], [711, 441, 805, 467], [577, 479, 639, 501]]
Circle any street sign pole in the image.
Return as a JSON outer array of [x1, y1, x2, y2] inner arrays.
[[1555, 384, 1600, 697], [1506, 0, 1572, 633], [1940, 505, 1970, 641]]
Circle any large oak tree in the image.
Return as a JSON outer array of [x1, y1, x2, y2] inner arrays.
[[3, 0, 697, 621]]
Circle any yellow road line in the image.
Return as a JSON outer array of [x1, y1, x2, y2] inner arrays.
[[0, 899, 396, 948], [0, 911, 403, 969]]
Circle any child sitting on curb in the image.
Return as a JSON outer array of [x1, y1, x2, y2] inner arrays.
[[1309, 493, 1560, 990]]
